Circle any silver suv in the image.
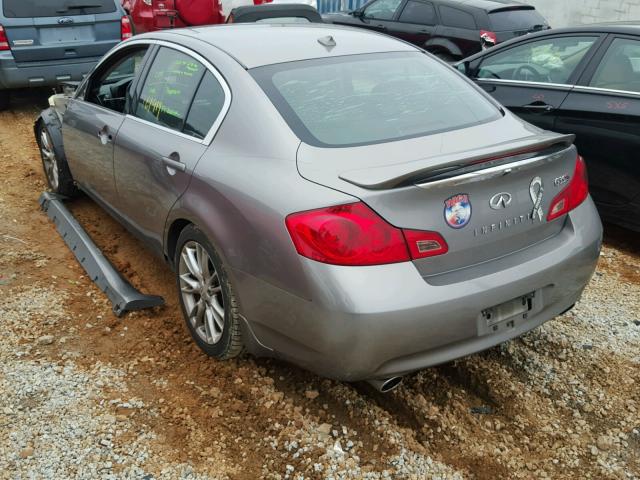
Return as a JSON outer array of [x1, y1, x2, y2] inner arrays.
[[0, 0, 129, 110]]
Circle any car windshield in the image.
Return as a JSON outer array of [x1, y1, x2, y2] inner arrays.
[[251, 52, 501, 147], [489, 9, 547, 32], [3, 0, 116, 18]]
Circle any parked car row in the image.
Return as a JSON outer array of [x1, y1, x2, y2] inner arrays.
[[0, 0, 548, 106], [323, 0, 550, 61]]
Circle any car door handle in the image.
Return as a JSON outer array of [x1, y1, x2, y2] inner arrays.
[[161, 155, 186, 172], [97, 126, 113, 144], [523, 102, 554, 112]]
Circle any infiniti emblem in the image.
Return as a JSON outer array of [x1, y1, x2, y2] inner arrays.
[[489, 192, 512, 210], [58, 17, 74, 24]]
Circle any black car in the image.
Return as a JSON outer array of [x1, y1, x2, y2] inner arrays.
[[457, 23, 640, 231], [323, 0, 548, 61], [227, 4, 323, 24]]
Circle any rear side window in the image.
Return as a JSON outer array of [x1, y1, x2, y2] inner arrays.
[[363, 0, 403, 21], [135, 47, 206, 132], [3, 0, 116, 17], [490, 9, 547, 32], [252, 52, 501, 147], [399, 1, 437, 25], [590, 38, 640, 93], [439, 6, 476, 30], [183, 72, 227, 139]]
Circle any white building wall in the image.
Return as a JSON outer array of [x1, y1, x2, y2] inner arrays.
[[525, 0, 640, 27]]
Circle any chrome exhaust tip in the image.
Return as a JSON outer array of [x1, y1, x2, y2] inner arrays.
[[366, 376, 403, 393]]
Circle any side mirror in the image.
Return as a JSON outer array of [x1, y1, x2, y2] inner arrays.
[[352, 9, 363, 18], [60, 81, 79, 96]]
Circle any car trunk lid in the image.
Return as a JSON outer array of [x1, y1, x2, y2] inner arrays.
[[1, 0, 120, 63], [297, 117, 577, 276]]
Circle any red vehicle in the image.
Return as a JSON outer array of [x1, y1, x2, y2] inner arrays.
[[122, 0, 272, 33]]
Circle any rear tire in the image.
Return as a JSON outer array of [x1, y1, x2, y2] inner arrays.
[[36, 120, 79, 197], [0, 90, 9, 110], [175, 224, 244, 360]]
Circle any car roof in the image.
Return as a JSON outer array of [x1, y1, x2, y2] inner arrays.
[[149, 24, 418, 69], [438, 0, 534, 13]]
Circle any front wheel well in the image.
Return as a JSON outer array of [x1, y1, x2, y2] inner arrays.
[[166, 219, 192, 267]]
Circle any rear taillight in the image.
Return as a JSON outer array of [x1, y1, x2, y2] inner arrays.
[[285, 202, 448, 266], [121, 16, 133, 40], [0, 25, 9, 51], [547, 155, 589, 222], [403, 229, 449, 259], [480, 30, 497, 49]]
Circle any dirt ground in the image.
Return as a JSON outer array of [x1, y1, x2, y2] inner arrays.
[[1, 89, 639, 479]]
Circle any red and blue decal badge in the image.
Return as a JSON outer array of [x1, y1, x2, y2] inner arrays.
[[444, 193, 472, 229]]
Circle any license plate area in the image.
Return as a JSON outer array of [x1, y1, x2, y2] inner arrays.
[[40, 26, 95, 44], [478, 292, 535, 336]]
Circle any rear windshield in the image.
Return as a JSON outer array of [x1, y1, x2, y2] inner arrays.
[[3, 0, 116, 18], [490, 9, 547, 32], [251, 52, 501, 148]]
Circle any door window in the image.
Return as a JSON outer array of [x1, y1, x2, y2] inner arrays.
[[183, 72, 227, 140], [590, 38, 640, 93], [477, 36, 597, 84], [439, 6, 476, 30], [86, 47, 149, 114], [135, 47, 207, 132], [363, 0, 403, 20], [399, 1, 436, 25]]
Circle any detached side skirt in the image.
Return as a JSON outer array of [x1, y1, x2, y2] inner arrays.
[[39, 191, 165, 317]]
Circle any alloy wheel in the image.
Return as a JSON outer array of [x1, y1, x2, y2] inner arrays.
[[40, 129, 59, 190], [178, 241, 225, 345]]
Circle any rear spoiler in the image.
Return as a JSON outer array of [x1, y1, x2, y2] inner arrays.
[[339, 133, 575, 190], [489, 6, 536, 12]]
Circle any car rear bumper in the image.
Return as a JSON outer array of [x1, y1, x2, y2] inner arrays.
[[235, 197, 603, 381], [0, 52, 101, 90]]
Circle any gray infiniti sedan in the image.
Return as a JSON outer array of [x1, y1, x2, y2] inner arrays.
[[36, 24, 602, 391]]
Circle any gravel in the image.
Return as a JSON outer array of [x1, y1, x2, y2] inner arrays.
[[0, 286, 220, 480]]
